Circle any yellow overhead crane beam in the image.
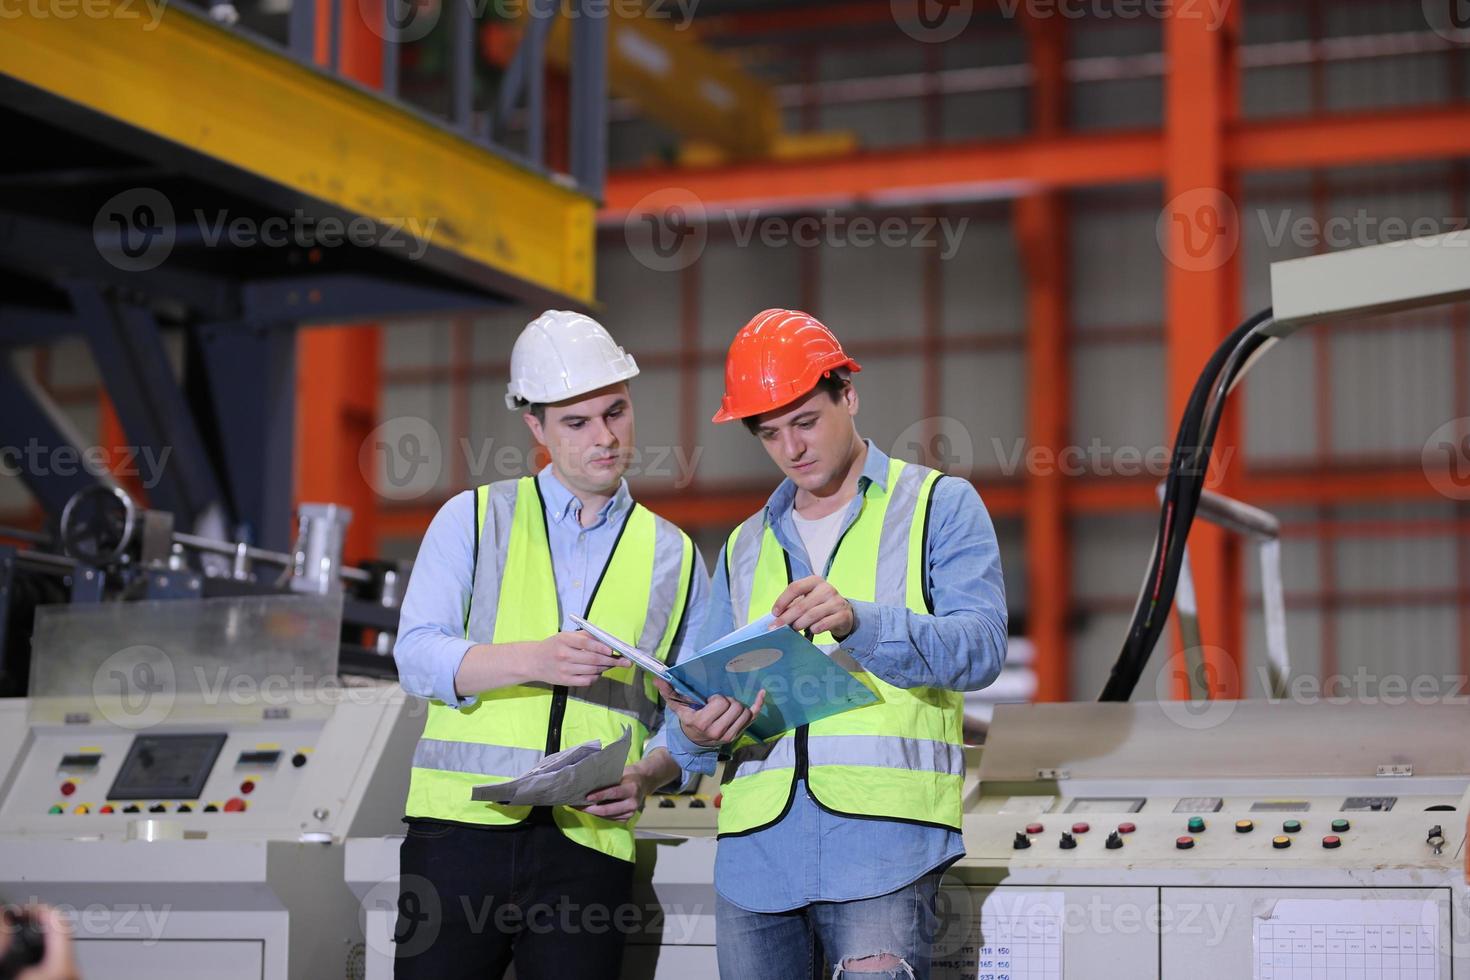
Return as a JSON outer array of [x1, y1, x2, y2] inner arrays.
[[541, 3, 853, 164], [0, 1, 596, 307]]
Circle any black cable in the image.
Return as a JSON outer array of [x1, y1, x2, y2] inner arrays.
[[1099, 307, 1275, 701]]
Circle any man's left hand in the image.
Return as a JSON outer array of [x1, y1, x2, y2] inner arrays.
[[582, 767, 654, 822], [771, 575, 855, 640]]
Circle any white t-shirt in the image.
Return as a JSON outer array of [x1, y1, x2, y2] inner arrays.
[[792, 507, 847, 576]]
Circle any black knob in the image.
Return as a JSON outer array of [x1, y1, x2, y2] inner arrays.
[[149, 804, 167, 813], [1105, 831, 1123, 849], [291, 753, 308, 768], [658, 798, 675, 809], [1428, 825, 1444, 841], [689, 799, 706, 809], [1059, 832, 1076, 850], [1013, 832, 1031, 850], [176, 804, 192, 813], [203, 804, 219, 813], [123, 804, 141, 814]]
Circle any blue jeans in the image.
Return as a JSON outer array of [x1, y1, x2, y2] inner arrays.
[[716, 873, 941, 980]]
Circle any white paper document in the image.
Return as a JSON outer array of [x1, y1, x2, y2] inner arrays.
[[977, 891, 1064, 980], [1253, 898, 1443, 980], [470, 727, 631, 806]]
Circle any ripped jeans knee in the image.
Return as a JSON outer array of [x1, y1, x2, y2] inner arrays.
[[832, 951, 918, 979]]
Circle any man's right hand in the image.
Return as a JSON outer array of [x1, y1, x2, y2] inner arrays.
[[522, 631, 627, 687], [653, 678, 766, 748]]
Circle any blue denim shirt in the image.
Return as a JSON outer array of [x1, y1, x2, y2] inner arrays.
[[665, 441, 1007, 912], [393, 466, 710, 764]]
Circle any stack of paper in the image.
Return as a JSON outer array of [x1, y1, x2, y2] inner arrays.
[[470, 727, 631, 806]]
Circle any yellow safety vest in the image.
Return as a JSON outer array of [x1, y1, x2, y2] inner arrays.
[[716, 457, 965, 838], [404, 477, 694, 861]]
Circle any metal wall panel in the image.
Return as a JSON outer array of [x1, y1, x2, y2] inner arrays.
[[1071, 513, 1157, 602], [1328, 323, 1454, 457], [941, 214, 1024, 336], [697, 235, 804, 350], [598, 240, 685, 353], [1069, 194, 1163, 331], [383, 320, 453, 370], [1333, 603, 1459, 688], [940, 349, 1027, 477], [816, 230, 925, 342], [1070, 341, 1166, 458]]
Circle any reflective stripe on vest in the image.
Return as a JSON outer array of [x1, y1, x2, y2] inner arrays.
[[716, 457, 965, 838], [404, 477, 693, 862], [725, 734, 965, 780]]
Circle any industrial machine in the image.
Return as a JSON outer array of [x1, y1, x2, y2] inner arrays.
[[525, 703, 1469, 980], [0, 593, 421, 980], [949, 700, 1469, 979]]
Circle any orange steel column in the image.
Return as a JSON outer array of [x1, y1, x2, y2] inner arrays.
[[297, 0, 383, 563], [98, 394, 146, 505], [1160, 5, 1243, 698], [1016, 12, 1070, 702]]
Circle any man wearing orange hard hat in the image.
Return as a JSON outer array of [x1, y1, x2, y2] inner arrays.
[[657, 309, 1009, 978]]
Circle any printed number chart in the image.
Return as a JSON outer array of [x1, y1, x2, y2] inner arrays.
[[976, 891, 1064, 980], [1254, 899, 1442, 980]]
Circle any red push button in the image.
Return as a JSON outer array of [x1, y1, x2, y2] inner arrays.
[[224, 797, 247, 812], [1025, 823, 1045, 835], [99, 805, 115, 814], [1117, 822, 1137, 834], [713, 794, 722, 809], [240, 780, 256, 795], [1176, 836, 1195, 849], [60, 781, 76, 797], [1071, 822, 1090, 834], [1322, 835, 1342, 849]]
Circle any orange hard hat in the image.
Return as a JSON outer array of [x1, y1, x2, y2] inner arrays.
[[712, 309, 862, 424]]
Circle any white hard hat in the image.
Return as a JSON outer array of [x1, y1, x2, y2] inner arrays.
[[504, 310, 640, 410]]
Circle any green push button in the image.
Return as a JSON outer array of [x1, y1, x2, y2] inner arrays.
[[1187, 816, 1207, 833], [1331, 818, 1350, 833], [1283, 819, 1302, 833], [47, 804, 64, 814]]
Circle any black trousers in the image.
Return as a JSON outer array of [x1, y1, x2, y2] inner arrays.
[[394, 812, 636, 980]]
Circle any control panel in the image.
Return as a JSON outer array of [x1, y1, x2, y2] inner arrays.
[[940, 701, 1470, 980], [0, 687, 420, 840]]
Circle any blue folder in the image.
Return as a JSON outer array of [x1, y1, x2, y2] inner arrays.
[[570, 613, 880, 741]]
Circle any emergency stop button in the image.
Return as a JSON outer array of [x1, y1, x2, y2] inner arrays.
[[224, 797, 247, 813]]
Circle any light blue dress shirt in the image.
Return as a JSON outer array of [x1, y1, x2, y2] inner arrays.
[[665, 441, 1008, 913], [393, 466, 710, 763]]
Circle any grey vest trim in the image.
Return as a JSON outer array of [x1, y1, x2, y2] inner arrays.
[[726, 734, 964, 781], [412, 737, 544, 777]]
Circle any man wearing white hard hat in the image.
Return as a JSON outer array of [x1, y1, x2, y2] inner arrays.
[[391, 311, 710, 979]]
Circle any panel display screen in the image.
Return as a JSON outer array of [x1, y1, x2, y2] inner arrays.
[[1065, 797, 1146, 814], [108, 734, 227, 800]]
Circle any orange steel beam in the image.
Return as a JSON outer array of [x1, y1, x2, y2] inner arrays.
[[603, 106, 1470, 216], [603, 130, 1161, 215], [296, 0, 382, 564], [1159, 5, 1241, 699], [1017, 11, 1070, 703], [377, 461, 1448, 541], [98, 393, 147, 505], [1228, 106, 1470, 171]]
